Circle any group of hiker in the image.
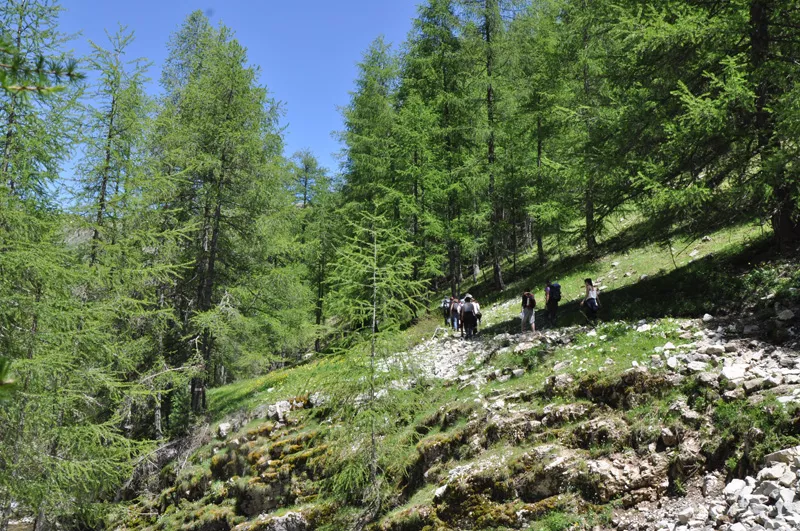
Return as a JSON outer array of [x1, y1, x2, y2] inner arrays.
[[521, 278, 601, 333], [441, 295, 482, 340], [442, 277, 602, 339]]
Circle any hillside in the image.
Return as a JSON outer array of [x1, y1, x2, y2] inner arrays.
[[88, 222, 800, 531]]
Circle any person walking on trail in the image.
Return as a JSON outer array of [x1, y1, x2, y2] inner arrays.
[[460, 295, 478, 340], [521, 289, 536, 334], [472, 297, 482, 334], [580, 278, 600, 324], [449, 296, 460, 333], [441, 297, 451, 326], [545, 280, 561, 327]]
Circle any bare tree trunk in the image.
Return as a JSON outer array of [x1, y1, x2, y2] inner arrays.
[[485, 0, 505, 291]]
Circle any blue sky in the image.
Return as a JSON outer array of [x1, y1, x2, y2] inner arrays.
[[59, 0, 422, 174]]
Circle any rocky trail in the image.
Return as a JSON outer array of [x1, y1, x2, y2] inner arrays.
[[112, 302, 800, 531]]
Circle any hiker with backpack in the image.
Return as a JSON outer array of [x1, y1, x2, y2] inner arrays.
[[580, 278, 600, 324], [449, 296, 460, 333], [472, 297, 482, 334], [441, 297, 451, 326], [545, 280, 561, 326], [521, 289, 536, 334], [460, 295, 478, 340]]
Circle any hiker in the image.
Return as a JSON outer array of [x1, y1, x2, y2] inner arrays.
[[441, 297, 451, 326], [545, 280, 561, 326], [460, 295, 478, 340], [521, 289, 536, 334], [449, 296, 460, 333], [580, 278, 600, 323], [472, 297, 482, 334]]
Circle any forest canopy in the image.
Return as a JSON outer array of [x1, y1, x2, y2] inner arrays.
[[1, 0, 799, 528]]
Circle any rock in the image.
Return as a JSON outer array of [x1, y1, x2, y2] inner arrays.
[[689, 249, 699, 258], [777, 310, 795, 321], [724, 478, 747, 501], [667, 357, 680, 370], [664, 342, 677, 351], [723, 388, 745, 401], [497, 374, 511, 383], [725, 342, 738, 352], [705, 345, 725, 355], [612, 261, 620, 267], [217, 422, 232, 439], [553, 360, 572, 372], [702, 235, 712, 242], [661, 427, 678, 447], [743, 378, 765, 394], [514, 342, 536, 353], [765, 446, 800, 465], [686, 361, 708, 373], [636, 324, 652, 333], [702, 314, 714, 323], [702, 474, 718, 497], [640, 274, 649, 281], [512, 369, 525, 378], [729, 523, 746, 531], [721, 364, 749, 381], [677, 507, 694, 524], [765, 375, 784, 388], [254, 511, 309, 531], [268, 400, 292, 422], [697, 372, 719, 388], [434, 484, 447, 499]]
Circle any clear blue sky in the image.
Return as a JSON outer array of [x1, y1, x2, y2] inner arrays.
[[59, 0, 422, 174]]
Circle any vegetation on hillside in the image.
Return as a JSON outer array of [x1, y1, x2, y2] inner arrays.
[[1, 0, 799, 529]]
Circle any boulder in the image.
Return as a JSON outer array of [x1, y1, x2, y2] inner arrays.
[[702, 314, 714, 323], [252, 511, 309, 531], [777, 310, 795, 321], [268, 400, 292, 422], [661, 427, 678, 447], [764, 446, 800, 466], [721, 364, 749, 381], [217, 422, 232, 439], [723, 478, 747, 502]]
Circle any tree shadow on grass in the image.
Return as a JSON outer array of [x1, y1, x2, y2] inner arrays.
[[478, 233, 782, 334]]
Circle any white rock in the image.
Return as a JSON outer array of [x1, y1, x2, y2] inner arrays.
[[778, 309, 795, 321], [744, 324, 761, 334], [512, 369, 525, 378], [434, 485, 448, 499], [664, 342, 677, 351], [677, 507, 694, 524], [687, 361, 708, 373], [721, 364, 749, 381], [217, 422, 232, 439], [729, 523, 746, 531], [702, 313, 714, 322], [636, 324, 652, 333], [640, 274, 649, 281], [705, 345, 725, 355], [667, 357, 679, 370], [724, 478, 747, 501]]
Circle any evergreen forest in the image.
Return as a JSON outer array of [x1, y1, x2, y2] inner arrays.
[[1, 1, 800, 530]]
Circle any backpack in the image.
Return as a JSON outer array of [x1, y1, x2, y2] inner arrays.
[[441, 298, 451, 309], [549, 283, 561, 302], [462, 302, 475, 315], [522, 293, 536, 309]]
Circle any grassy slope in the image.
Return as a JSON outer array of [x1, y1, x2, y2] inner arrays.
[[119, 220, 800, 531]]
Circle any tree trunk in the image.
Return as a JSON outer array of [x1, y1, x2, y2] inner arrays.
[[90, 94, 118, 265], [535, 115, 547, 265], [749, 2, 800, 245], [485, 0, 505, 291]]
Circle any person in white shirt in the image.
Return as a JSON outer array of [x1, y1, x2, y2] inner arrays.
[[580, 278, 600, 323]]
